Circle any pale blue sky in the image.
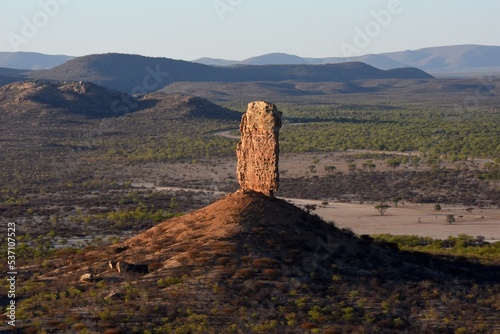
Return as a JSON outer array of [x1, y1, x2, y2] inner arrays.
[[0, 0, 499, 60]]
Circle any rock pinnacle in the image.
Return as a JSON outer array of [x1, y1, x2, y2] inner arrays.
[[236, 101, 282, 197]]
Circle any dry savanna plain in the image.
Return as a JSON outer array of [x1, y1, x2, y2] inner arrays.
[[1, 75, 500, 333], [132, 150, 500, 242]]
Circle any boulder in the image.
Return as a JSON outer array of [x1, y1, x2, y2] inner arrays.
[[79, 273, 94, 283], [104, 290, 122, 300]]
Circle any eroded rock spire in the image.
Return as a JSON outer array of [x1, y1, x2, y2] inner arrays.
[[236, 101, 282, 197]]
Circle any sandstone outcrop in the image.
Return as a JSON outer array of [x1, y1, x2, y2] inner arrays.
[[236, 101, 282, 197]]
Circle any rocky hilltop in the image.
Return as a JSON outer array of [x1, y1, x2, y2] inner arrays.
[[0, 80, 131, 118], [0, 80, 241, 120]]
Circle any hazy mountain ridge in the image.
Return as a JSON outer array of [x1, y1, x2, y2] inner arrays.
[[27, 53, 431, 93], [1, 44, 498, 78], [0, 51, 74, 70], [194, 45, 500, 77]]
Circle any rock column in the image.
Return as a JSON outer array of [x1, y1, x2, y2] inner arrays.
[[236, 101, 282, 197]]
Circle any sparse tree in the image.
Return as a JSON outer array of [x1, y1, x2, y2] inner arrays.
[[348, 163, 357, 173], [324, 165, 336, 175], [386, 158, 402, 169], [434, 203, 442, 211], [375, 203, 391, 216], [362, 160, 376, 172], [304, 204, 317, 214], [391, 197, 402, 208], [446, 214, 455, 224], [409, 156, 421, 170]]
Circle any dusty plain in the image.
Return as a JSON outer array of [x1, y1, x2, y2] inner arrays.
[[132, 150, 500, 242]]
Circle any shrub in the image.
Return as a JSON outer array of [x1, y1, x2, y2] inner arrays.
[[157, 276, 184, 288]]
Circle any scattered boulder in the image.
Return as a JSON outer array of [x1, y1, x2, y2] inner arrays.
[[236, 101, 282, 197], [104, 290, 122, 301], [79, 273, 94, 283]]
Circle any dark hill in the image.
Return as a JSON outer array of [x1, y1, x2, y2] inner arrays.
[[0, 67, 27, 77], [229, 62, 432, 82], [28, 53, 433, 93], [29, 53, 218, 93], [16, 190, 499, 332], [137, 93, 242, 120], [384, 67, 434, 79], [0, 67, 28, 87]]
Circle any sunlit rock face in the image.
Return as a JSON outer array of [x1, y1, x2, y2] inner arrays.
[[236, 101, 282, 197]]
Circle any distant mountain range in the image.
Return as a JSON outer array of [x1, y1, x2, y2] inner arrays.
[[1, 45, 498, 78], [194, 45, 500, 77], [27, 54, 431, 93], [0, 52, 74, 70]]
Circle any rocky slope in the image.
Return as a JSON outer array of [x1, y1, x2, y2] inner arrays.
[[0, 80, 131, 118], [17, 189, 497, 333], [0, 80, 240, 120]]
